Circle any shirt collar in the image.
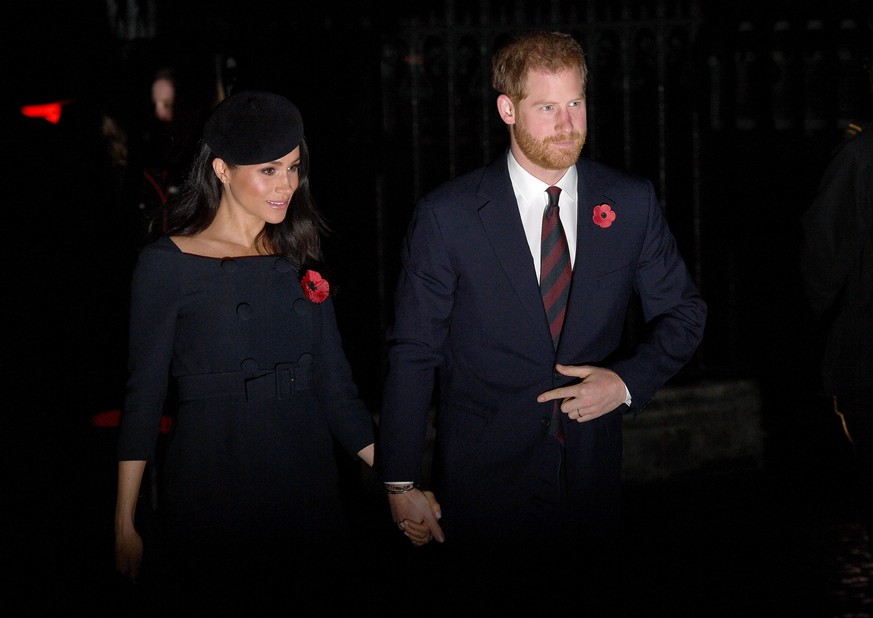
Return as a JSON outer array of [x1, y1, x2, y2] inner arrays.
[[507, 150, 578, 207]]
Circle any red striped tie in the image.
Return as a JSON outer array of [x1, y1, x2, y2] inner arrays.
[[541, 186, 571, 444], [541, 186, 571, 348]]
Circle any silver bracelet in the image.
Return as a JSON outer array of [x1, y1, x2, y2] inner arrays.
[[384, 482, 416, 494]]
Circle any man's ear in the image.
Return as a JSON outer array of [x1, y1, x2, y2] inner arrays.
[[496, 94, 516, 125]]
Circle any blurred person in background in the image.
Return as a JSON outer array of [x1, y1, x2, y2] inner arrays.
[[799, 19, 873, 560], [128, 65, 216, 253]]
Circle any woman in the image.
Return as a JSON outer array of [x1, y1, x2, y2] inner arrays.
[[114, 90, 433, 614]]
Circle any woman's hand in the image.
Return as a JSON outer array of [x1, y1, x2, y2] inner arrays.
[[390, 489, 443, 547], [115, 526, 144, 581]]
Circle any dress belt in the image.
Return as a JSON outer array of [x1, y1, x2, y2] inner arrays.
[[176, 361, 313, 402]]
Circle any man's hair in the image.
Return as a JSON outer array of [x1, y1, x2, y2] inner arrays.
[[491, 30, 588, 101]]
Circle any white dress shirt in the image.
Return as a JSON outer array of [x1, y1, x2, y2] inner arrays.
[[506, 150, 578, 283]]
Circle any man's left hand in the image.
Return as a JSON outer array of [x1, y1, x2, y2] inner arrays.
[[537, 364, 626, 422]]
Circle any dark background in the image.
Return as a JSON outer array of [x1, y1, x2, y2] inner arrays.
[[5, 0, 872, 615]]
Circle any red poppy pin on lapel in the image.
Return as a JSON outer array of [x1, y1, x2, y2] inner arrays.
[[592, 204, 616, 229]]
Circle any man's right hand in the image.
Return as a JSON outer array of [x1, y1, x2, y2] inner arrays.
[[389, 488, 445, 546]]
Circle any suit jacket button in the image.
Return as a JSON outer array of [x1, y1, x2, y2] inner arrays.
[[540, 417, 550, 428]]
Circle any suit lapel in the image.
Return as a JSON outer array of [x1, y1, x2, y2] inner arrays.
[[574, 159, 611, 266], [477, 156, 553, 347], [561, 160, 614, 353]]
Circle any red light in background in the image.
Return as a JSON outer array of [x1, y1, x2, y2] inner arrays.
[[20, 100, 71, 124]]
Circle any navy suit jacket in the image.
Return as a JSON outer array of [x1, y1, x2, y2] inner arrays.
[[379, 151, 707, 541]]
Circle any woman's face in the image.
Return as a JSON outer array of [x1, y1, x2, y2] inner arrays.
[[215, 147, 301, 226]]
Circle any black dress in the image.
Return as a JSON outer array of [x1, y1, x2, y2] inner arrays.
[[117, 235, 374, 614]]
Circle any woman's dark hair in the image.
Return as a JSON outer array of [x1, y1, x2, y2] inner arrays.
[[158, 137, 329, 269]]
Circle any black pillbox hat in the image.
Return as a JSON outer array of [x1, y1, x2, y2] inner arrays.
[[204, 90, 304, 165]]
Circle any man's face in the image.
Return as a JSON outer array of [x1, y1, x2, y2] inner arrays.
[[510, 68, 587, 171], [151, 77, 175, 123]]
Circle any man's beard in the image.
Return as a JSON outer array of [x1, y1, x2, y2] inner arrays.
[[514, 121, 585, 170]]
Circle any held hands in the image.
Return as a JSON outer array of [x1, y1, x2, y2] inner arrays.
[[537, 364, 627, 422], [389, 488, 444, 547]]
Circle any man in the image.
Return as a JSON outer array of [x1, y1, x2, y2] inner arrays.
[[799, 42, 873, 560], [378, 30, 707, 610]]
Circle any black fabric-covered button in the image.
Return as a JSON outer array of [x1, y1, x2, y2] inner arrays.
[[540, 417, 551, 429], [236, 302, 252, 320], [293, 298, 309, 316], [240, 358, 259, 372], [220, 258, 239, 272], [273, 258, 293, 273]]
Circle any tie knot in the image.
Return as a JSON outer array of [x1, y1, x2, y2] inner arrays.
[[546, 186, 561, 208]]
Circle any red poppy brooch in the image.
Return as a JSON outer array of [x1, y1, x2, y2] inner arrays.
[[300, 270, 330, 303], [592, 203, 616, 229]]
